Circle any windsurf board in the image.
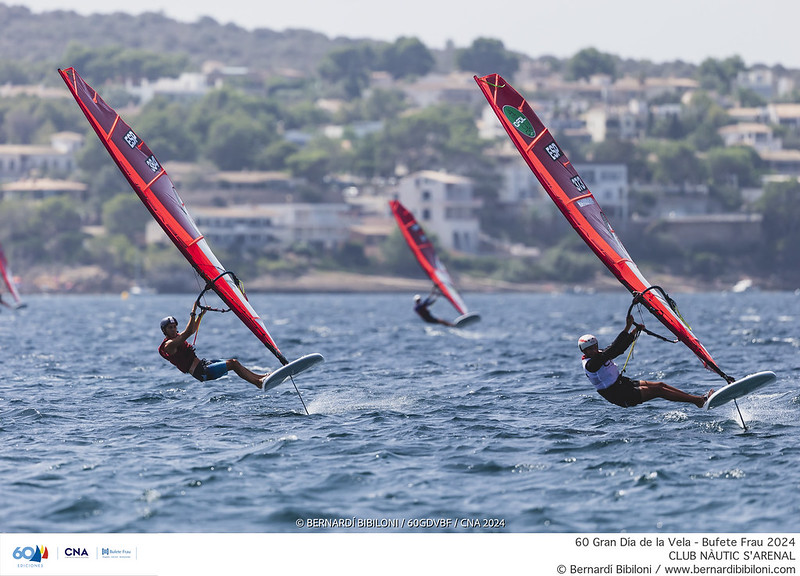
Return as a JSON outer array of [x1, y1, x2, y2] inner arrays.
[[705, 371, 776, 409], [261, 353, 324, 392]]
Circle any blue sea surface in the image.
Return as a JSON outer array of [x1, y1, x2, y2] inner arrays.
[[1, 291, 798, 533]]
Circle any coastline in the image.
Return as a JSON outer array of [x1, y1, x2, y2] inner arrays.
[[17, 265, 736, 295]]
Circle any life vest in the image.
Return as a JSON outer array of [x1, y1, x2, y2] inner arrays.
[[159, 338, 197, 373], [582, 356, 620, 391]]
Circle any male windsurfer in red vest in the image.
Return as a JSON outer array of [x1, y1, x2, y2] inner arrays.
[[579, 314, 712, 408], [413, 292, 454, 327], [159, 301, 269, 388]]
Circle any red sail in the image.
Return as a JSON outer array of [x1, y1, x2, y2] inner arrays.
[[0, 241, 24, 307], [390, 200, 469, 315], [475, 73, 730, 382], [60, 67, 286, 365]]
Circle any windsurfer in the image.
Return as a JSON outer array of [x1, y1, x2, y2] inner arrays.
[[413, 291, 454, 327], [159, 301, 270, 388], [579, 314, 712, 408]]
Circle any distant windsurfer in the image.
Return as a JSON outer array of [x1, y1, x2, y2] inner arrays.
[[413, 290, 454, 327], [159, 301, 270, 388], [579, 314, 712, 408]]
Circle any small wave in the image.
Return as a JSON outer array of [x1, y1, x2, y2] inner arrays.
[[306, 391, 415, 415]]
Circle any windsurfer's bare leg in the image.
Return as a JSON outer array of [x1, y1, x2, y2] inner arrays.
[[638, 380, 709, 408], [226, 359, 269, 388]]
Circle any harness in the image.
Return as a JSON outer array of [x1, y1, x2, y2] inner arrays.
[[158, 338, 197, 373]]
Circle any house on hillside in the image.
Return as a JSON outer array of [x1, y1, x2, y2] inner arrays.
[[0, 132, 82, 182], [718, 123, 781, 152], [0, 177, 87, 201], [573, 163, 629, 224], [145, 203, 356, 252], [394, 170, 481, 253]]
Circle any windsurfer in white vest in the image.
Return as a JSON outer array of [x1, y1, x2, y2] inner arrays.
[[413, 291, 454, 327], [158, 301, 269, 388], [579, 314, 712, 408]]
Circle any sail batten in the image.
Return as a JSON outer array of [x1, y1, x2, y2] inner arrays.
[[476, 73, 730, 382], [60, 67, 287, 365]]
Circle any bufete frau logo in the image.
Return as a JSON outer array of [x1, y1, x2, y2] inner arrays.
[[502, 105, 536, 138]]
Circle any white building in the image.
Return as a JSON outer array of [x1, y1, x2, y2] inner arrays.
[[718, 122, 781, 152], [490, 144, 546, 206], [145, 203, 356, 252], [573, 163, 629, 223], [125, 73, 213, 105], [395, 170, 481, 253], [0, 132, 82, 182]]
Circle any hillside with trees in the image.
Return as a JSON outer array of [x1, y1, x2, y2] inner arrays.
[[1, 3, 800, 292]]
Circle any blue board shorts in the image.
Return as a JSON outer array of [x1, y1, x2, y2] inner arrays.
[[191, 359, 229, 382]]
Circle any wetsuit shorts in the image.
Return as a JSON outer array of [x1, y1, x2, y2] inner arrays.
[[191, 359, 229, 382], [597, 375, 643, 408]]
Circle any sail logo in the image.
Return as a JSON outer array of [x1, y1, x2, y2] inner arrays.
[[544, 142, 562, 160], [571, 175, 588, 192], [145, 155, 161, 173], [123, 129, 141, 149], [502, 105, 536, 138], [13, 545, 48, 563]]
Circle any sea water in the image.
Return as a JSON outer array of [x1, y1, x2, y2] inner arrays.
[[0, 291, 798, 533]]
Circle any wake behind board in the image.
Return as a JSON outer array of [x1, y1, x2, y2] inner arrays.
[[261, 353, 324, 392], [705, 371, 776, 410], [454, 312, 481, 328]]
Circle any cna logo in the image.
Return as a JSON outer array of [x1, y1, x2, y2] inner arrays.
[[13, 545, 48, 563], [64, 547, 90, 558]]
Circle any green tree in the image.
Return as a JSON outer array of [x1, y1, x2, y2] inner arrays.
[[696, 56, 745, 94], [0, 59, 32, 84], [379, 37, 434, 79], [133, 97, 197, 161], [26, 197, 87, 263], [566, 48, 617, 81], [706, 146, 762, 188], [455, 38, 519, 78], [285, 141, 337, 185], [651, 142, 707, 185], [204, 111, 275, 170], [758, 180, 800, 272], [63, 43, 188, 84], [346, 88, 408, 123], [318, 44, 377, 98], [373, 104, 491, 176], [257, 140, 300, 171], [589, 139, 651, 183], [102, 194, 151, 243], [682, 91, 730, 151]]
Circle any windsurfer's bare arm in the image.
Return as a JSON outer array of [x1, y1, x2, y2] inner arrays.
[[164, 305, 205, 354]]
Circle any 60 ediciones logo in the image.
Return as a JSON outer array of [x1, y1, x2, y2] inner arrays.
[[13, 545, 49, 563]]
